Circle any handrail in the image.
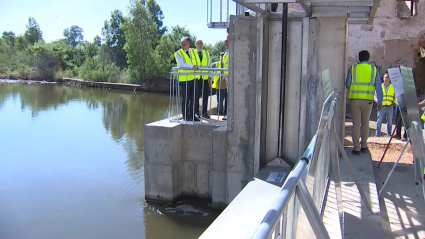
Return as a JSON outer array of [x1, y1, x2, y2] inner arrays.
[[171, 67, 229, 72], [252, 134, 317, 238], [252, 92, 338, 239]]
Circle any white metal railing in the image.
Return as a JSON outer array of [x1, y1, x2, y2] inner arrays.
[[252, 91, 373, 239], [169, 67, 229, 125]]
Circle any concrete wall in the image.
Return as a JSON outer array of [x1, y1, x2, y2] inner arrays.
[[348, 0, 425, 94], [300, 17, 348, 151], [225, 15, 259, 203], [144, 120, 219, 202]]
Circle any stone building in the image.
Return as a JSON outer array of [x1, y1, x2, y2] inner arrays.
[[348, 0, 425, 94]]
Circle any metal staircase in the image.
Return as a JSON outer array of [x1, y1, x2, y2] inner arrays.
[[207, 0, 381, 28]]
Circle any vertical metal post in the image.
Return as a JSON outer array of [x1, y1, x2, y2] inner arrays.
[[220, 0, 223, 23], [379, 141, 409, 195], [210, 0, 212, 24], [227, 0, 230, 22], [330, 123, 344, 237], [278, 3, 288, 158], [334, 123, 373, 212]]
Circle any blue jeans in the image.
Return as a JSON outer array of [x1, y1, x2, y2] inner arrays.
[[376, 106, 393, 135], [217, 89, 228, 115]]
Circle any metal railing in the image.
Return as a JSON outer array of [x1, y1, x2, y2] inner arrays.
[[379, 120, 425, 199], [169, 67, 229, 125], [252, 91, 373, 239]]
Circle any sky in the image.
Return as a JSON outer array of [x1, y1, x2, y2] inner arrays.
[[0, 0, 236, 45]]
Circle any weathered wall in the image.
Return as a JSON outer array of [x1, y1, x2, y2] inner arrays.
[[348, 0, 425, 94]]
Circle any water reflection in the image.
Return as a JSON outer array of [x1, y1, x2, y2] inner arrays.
[[0, 83, 168, 175], [0, 83, 218, 239]]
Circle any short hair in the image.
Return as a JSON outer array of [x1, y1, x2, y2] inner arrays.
[[195, 39, 204, 44], [359, 50, 370, 62], [181, 36, 191, 44]]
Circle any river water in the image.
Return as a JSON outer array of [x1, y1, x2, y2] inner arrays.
[[0, 83, 219, 239]]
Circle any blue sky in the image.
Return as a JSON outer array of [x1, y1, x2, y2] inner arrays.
[[0, 0, 236, 45]]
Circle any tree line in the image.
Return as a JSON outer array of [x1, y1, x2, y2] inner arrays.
[[0, 0, 226, 84]]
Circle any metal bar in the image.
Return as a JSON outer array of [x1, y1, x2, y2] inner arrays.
[[227, 0, 230, 21], [368, 0, 381, 24], [278, 3, 288, 160], [296, 181, 331, 239], [210, 0, 213, 24], [220, 0, 223, 22], [252, 134, 317, 238], [310, 1, 373, 7], [379, 141, 409, 195], [334, 124, 373, 213], [330, 126, 344, 237], [252, 158, 309, 238], [378, 116, 400, 168], [296, 0, 312, 16]]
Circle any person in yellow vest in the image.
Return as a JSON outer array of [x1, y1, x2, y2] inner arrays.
[[194, 39, 212, 119], [212, 52, 228, 117], [221, 39, 230, 120], [375, 73, 395, 137], [174, 37, 200, 121], [346, 50, 383, 155]]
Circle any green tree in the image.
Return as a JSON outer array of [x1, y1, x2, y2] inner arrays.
[[93, 35, 101, 46], [2, 31, 16, 49], [208, 40, 226, 63], [63, 25, 84, 47], [152, 25, 196, 75], [145, 0, 167, 38], [123, 0, 158, 82], [102, 10, 127, 68], [24, 17, 43, 45]]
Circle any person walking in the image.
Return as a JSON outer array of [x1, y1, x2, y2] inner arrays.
[[174, 37, 200, 121], [375, 73, 396, 137], [194, 39, 212, 119], [346, 50, 383, 154]]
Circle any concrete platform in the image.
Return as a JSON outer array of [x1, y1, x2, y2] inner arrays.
[[373, 158, 425, 238]]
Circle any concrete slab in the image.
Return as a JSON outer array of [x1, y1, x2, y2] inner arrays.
[[200, 162, 291, 239], [373, 160, 425, 238], [340, 148, 384, 239], [322, 148, 384, 239]]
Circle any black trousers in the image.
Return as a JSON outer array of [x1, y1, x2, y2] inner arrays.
[[179, 81, 196, 119], [196, 79, 210, 116], [396, 106, 407, 138]]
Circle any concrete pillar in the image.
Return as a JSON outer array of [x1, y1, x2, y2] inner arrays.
[[301, 17, 347, 150], [144, 120, 182, 202], [226, 15, 258, 203]]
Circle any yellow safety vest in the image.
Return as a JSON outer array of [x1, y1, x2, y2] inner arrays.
[[382, 84, 395, 106], [195, 49, 211, 79], [174, 48, 199, 82], [212, 61, 227, 89], [348, 63, 377, 101], [421, 112, 425, 120], [223, 52, 229, 75]]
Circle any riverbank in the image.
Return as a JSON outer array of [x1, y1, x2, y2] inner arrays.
[[0, 75, 170, 93]]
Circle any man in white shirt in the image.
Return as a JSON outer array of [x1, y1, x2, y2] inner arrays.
[[175, 37, 200, 121]]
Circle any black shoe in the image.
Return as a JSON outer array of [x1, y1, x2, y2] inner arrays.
[[361, 147, 368, 152], [222, 115, 227, 120], [395, 135, 402, 140], [352, 150, 360, 155], [193, 114, 201, 121], [202, 114, 210, 119]]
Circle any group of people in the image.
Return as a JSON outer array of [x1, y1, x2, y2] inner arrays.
[[174, 33, 230, 122], [347, 50, 422, 155]]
